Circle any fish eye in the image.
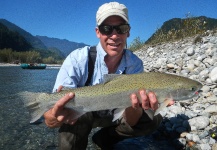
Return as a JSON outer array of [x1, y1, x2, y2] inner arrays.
[[191, 86, 196, 91]]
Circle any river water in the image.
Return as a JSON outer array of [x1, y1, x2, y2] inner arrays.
[[0, 66, 101, 150], [0, 66, 60, 150]]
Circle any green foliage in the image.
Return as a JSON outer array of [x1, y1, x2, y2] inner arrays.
[[145, 15, 217, 45], [0, 48, 62, 64], [0, 48, 13, 62], [35, 48, 64, 60], [25, 51, 41, 63], [42, 56, 56, 64], [0, 23, 32, 51], [128, 37, 144, 51], [0, 48, 41, 63], [193, 35, 203, 44]]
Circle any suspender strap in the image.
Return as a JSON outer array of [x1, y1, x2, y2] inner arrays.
[[85, 46, 97, 86], [85, 46, 127, 86], [122, 70, 126, 74]]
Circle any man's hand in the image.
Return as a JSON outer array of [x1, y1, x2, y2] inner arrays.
[[124, 89, 174, 126], [43, 86, 78, 128]]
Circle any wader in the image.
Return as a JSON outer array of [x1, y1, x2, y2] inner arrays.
[[58, 111, 163, 150]]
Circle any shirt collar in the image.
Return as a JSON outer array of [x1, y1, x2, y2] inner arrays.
[[117, 50, 127, 74]]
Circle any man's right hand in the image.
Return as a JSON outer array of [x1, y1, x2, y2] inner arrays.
[[43, 86, 78, 128]]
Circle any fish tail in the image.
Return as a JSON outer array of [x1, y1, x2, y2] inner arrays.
[[19, 91, 47, 123]]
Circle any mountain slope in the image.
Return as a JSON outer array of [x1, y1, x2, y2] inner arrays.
[[0, 23, 32, 51], [145, 16, 217, 45], [0, 19, 89, 58], [0, 19, 46, 49], [36, 35, 89, 56]]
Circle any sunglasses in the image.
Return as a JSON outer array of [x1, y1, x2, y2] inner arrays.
[[98, 24, 130, 35]]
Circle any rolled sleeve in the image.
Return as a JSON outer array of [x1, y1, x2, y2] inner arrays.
[[53, 47, 89, 92]]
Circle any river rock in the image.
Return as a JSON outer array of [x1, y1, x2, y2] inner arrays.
[[188, 116, 210, 130], [201, 85, 211, 93], [209, 67, 217, 82], [212, 143, 217, 150], [204, 105, 217, 113], [199, 144, 211, 150], [187, 46, 195, 56]]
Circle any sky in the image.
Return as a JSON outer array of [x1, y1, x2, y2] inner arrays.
[[0, 0, 217, 46]]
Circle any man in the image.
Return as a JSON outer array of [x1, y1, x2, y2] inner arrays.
[[44, 2, 173, 150]]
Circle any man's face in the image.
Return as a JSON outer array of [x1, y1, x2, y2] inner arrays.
[[95, 16, 129, 57]]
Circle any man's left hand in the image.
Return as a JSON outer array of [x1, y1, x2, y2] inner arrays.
[[123, 89, 174, 126]]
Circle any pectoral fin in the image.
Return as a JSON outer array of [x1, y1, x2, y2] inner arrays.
[[154, 98, 173, 116], [65, 106, 87, 121], [144, 109, 155, 120], [113, 108, 125, 122]]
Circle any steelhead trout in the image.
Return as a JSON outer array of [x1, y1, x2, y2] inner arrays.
[[20, 72, 202, 123]]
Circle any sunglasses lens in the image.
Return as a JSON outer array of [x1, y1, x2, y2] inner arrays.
[[99, 24, 130, 35], [116, 24, 130, 34], [99, 25, 113, 35]]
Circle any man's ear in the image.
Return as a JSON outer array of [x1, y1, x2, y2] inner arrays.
[[95, 27, 100, 38]]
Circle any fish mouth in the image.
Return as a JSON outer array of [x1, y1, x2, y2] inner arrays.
[[188, 88, 203, 99], [195, 89, 203, 95]]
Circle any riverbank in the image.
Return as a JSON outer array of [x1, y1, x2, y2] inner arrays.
[[0, 63, 62, 67], [134, 29, 217, 150], [0, 63, 19, 66]]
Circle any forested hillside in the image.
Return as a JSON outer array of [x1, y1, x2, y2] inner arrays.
[[0, 23, 32, 51]]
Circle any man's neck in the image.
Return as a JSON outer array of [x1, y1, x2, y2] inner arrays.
[[104, 53, 123, 74]]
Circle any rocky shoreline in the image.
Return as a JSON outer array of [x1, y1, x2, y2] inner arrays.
[[0, 63, 19, 66], [0, 63, 61, 67], [133, 29, 217, 150]]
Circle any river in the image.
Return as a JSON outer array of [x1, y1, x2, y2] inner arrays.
[[0, 66, 59, 149]]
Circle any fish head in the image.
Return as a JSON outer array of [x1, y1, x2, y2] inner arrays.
[[167, 78, 203, 101]]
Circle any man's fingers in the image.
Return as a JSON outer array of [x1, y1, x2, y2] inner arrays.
[[63, 118, 78, 125], [59, 109, 78, 125], [44, 109, 63, 128], [57, 85, 63, 92], [130, 93, 140, 109], [148, 92, 158, 110], [49, 106, 78, 126], [139, 89, 149, 110], [56, 108, 70, 122], [52, 92, 74, 116]]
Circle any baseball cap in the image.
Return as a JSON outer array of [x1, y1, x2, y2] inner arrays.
[[96, 2, 129, 25]]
